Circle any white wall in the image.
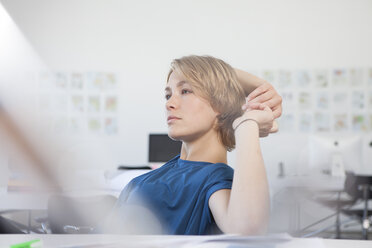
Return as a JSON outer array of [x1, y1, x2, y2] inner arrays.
[[1, 0, 372, 175]]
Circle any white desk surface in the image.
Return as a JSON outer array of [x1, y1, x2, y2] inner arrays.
[[0, 234, 371, 248]]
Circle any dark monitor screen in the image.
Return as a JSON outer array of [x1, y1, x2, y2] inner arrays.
[[148, 134, 182, 162]]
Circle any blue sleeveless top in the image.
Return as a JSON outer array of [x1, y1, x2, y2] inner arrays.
[[115, 155, 234, 235]]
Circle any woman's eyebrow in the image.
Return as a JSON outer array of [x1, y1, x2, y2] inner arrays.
[[165, 81, 188, 92]]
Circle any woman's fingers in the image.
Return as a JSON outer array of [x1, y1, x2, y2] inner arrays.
[[248, 90, 275, 104], [272, 105, 282, 119], [270, 121, 279, 133], [246, 82, 283, 119], [246, 82, 270, 102]]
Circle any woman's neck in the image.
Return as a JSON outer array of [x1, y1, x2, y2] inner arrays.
[[179, 129, 227, 164]]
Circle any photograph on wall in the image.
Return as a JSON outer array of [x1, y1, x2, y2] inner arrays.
[[87, 117, 101, 133], [368, 91, 372, 109], [332, 92, 349, 110], [294, 70, 311, 88], [333, 114, 348, 132], [71, 95, 84, 112], [55, 72, 68, 90], [351, 91, 365, 110], [352, 115, 367, 132], [105, 117, 118, 135], [349, 68, 364, 87], [312, 70, 328, 88], [70, 117, 84, 134], [277, 114, 294, 132], [280, 91, 295, 110], [86, 72, 104, 90], [103, 73, 118, 90], [298, 113, 311, 132], [88, 96, 100, 112], [70, 72, 84, 90], [277, 70, 292, 88], [368, 68, 372, 87], [298, 92, 312, 110], [332, 69, 348, 87], [314, 112, 330, 132], [316, 91, 329, 109], [104, 96, 118, 112]]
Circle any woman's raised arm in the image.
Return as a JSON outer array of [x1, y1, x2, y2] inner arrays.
[[209, 106, 273, 235], [235, 68, 282, 119]]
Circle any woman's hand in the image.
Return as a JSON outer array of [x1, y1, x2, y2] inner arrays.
[[233, 105, 277, 137], [244, 82, 282, 119]]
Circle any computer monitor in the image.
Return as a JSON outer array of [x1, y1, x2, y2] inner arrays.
[[308, 134, 362, 177], [148, 134, 182, 169]]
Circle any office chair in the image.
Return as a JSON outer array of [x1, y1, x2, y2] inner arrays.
[[37, 194, 117, 234], [313, 171, 372, 239]]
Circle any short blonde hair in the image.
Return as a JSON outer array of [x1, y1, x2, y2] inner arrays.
[[167, 55, 245, 151]]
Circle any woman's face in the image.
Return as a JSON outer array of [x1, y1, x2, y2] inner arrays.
[[165, 72, 219, 142]]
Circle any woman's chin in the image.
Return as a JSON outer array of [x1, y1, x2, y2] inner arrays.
[[167, 133, 181, 141]]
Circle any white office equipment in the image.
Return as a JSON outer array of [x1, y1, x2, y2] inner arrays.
[[308, 134, 362, 177]]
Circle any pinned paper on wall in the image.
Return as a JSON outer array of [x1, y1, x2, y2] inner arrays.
[[299, 114, 311, 132], [37, 71, 119, 136], [105, 96, 118, 112], [88, 117, 101, 133], [87, 72, 104, 90], [278, 70, 292, 88], [71, 73, 84, 90], [352, 115, 368, 132], [368, 68, 372, 87], [349, 68, 364, 87], [71, 95, 84, 112], [351, 91, 365, 110], [332, 69, 348, 87], [55, 72, 68, 90], [298, 92, 312, 110], [313, 70, 328, 88], [88, 96, 101, 113], [103, 73, 118, 89], [280, 91, 294, 110], [105, 117, 118, 135], [70, 117, 84, 133], [333, 92, 349, 110], [334, 114, 348, 132], [316, 91, 329, 109], [314, 112, 330, 132], [368, 91, 372, 109], [294, 70, 311, 88]]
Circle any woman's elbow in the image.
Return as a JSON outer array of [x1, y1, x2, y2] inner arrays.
[[224, 219, 268, 236]]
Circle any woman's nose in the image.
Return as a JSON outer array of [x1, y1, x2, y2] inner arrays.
[[166, 95, 178, 110]]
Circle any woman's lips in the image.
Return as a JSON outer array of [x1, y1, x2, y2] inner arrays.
[[167, 116, 181, 124]]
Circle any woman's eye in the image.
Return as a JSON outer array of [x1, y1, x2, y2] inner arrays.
[[165, 94, 171, 100], [181, 89, 192, 94]]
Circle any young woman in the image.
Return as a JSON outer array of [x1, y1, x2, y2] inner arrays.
[[109, 55, 282, 235]]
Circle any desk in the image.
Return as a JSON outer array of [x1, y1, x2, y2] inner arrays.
[[269, 175, 346, 235], [0, 234, 370, 248]]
